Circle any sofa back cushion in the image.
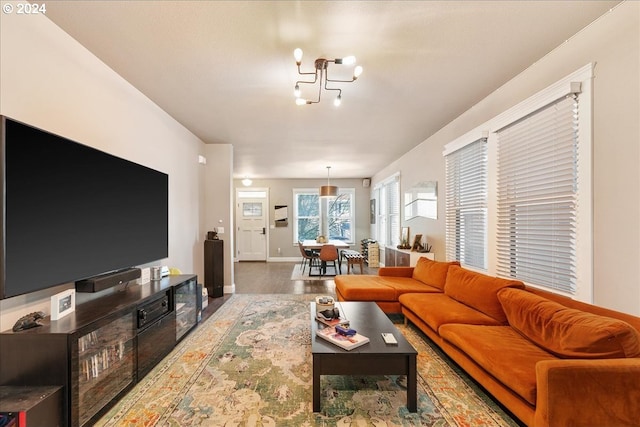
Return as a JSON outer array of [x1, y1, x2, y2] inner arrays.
[[498, 288, 640, 358], [444, 266, 525, 324], [412, 257, 460, 290]]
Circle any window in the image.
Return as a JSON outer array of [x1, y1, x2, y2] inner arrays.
[[293, 188, 355, 243], [496, 94, 579, 293], [375, 174, 400, 246], [327, 192, 354, 241], [293, 190, 320, 241], [442, 64, 592, 300], [445, 138, 487, 269]]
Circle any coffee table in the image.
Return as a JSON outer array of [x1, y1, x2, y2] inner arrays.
[[311, 301, 417, 412]]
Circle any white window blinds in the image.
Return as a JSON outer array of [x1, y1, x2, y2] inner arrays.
[[496, 94, 578, 293], [445, 138, 487, 269]]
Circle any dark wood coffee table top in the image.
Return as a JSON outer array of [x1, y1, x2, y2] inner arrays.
[[311, 301, 416, 355]]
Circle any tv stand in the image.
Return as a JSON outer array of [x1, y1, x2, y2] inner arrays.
[[0, 274, 198, 427]]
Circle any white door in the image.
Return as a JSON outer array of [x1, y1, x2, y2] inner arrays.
[[236, 189, 268, 261]]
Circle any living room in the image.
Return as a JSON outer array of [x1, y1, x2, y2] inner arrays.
[[0, 1, 638, 425]]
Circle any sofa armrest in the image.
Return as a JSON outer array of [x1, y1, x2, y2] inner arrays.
[[378, 267, 414, 277], [535, 358, 640, 427]]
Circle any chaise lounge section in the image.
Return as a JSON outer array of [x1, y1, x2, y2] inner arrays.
[[334, 257, 640, 427]]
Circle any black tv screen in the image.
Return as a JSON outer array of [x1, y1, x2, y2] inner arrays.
[[0, 116, 169, 299]]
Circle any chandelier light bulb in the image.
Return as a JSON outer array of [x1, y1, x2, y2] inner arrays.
[[334, 94, 342, 107], [294, 84, 301, 98], [353, 65, 363, 79], [295, 98, 307, 106], [294, 48, 303, 65], [342, 55, 356, 65]]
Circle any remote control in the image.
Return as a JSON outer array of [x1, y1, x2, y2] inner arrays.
[[381, 332, 398, 345]]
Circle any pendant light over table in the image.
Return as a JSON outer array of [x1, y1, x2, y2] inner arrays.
[[320, 166, 338, 197]]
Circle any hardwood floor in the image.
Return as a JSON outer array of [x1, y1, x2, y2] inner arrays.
[[203, 260, 379, 317]]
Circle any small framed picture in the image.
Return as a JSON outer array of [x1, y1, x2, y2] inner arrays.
[[51, 289, 76, 321], [412, 234, 424, 251]]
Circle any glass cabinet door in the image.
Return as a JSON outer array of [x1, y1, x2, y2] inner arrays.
[[175, 278, 197, 342], [74, 311, 135, 426]]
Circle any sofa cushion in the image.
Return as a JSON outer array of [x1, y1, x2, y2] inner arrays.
[[498, 288, 640, 359], [335, 275, 396, 301], [440, 324, 557, 405], [387, 279, 441, 298], [444, 266, 525, 324], [399, 293, 502, 332], [411, 257, 460, 290]]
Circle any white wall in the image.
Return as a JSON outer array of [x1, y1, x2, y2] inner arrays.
[[0, 9, 207, 330], [204, 144, 235, 293], [372, 3, 640, 315]]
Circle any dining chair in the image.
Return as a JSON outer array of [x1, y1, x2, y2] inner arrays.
[[319, 244, 341, 277], [298, 241, 319, 274]]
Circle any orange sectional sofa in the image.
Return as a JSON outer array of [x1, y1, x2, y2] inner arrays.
[[334, 257, 640, 427]]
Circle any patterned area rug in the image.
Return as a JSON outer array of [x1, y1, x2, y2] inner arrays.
[[97, 294, 519, 426]]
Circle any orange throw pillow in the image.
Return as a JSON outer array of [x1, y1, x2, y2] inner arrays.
[[411, 257, 460, 290], [444, 266, 524, 323], [498, 288, 640, 359]]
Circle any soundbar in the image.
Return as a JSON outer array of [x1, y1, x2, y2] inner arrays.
[[75, 267, 142, 293]]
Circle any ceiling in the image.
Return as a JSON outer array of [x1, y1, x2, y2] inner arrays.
[[43, 1, 619, 179]]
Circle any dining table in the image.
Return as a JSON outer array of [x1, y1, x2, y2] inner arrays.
[[301, 240, 350, 276], [301, 239, 351, 250]]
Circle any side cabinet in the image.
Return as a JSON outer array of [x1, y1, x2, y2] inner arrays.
[[204, 239, 224, 297], [0, 308, 136, 427], [0, 274, 198, 427]]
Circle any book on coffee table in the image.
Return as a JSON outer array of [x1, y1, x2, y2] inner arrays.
[[315, 315, 348, 327], [316, 325, 370, 351]]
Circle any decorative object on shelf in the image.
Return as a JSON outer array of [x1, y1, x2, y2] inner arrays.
[[316, 235, 327, 243], [207, 230, 219, 240], [12, 311, 46, 332], [411, 234, 424, 252], [274, 205, 288, 227], [293, 48, 363, 106], [397, 227, 411, 249], [50, 288, 75, 321], [320, 166, 338, 197], [418, 243, 433, 253], [405, 181, 438, 220]]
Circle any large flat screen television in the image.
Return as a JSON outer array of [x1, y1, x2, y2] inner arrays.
[[0, 116, 169, 299]]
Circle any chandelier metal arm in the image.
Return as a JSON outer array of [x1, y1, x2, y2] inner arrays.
[[296, 63, 317, 77]]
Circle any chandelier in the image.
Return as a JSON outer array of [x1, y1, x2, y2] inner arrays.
[[293, 48, 363, 106]]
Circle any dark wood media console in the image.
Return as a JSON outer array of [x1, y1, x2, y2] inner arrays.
[[0, 274, 199, 427]]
